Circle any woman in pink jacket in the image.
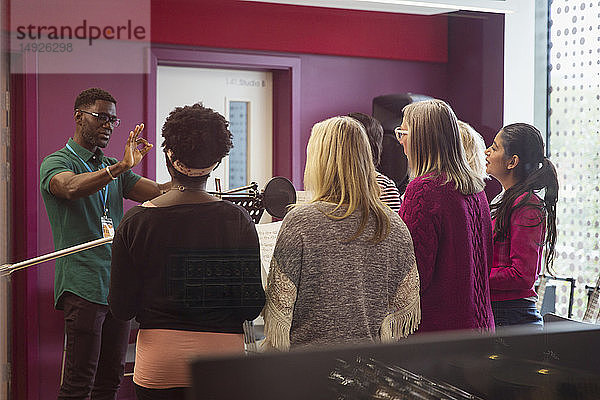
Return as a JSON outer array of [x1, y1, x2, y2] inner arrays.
[[485, 123, 559, 327]]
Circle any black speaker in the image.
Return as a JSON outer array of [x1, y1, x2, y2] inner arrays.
[[373, 93, 433, 195], [372, 93, 433, 132]]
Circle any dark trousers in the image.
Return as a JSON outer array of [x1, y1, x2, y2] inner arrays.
[[58, 292, 131, 400], [134, 384, 188, 400], [491, 299, 543, 329]]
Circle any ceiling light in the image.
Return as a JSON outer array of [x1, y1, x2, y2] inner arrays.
[[241, 0, 514, 15]]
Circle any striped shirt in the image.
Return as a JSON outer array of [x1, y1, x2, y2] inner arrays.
[[376, 172, 402, 213]]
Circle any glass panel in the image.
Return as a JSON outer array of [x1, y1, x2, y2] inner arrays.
[[228, 101, 249, 189], [547, 0, 600, 319]]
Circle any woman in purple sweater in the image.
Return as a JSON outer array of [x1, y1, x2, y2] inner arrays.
[[484, 123, 558, 327], [398, 99, 495, 333]]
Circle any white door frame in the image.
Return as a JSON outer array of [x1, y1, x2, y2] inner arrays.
[[155, 66, 273, 191], [146, 47, 302, 186]]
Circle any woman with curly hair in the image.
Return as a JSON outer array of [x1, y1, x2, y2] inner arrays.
[[109, 103, 265, 399], [485, 123, 558, 328]]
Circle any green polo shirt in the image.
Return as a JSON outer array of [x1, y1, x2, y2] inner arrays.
[[40, 138, 141, 308]]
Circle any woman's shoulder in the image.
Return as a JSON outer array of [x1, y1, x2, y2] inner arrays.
[[404, 173, 450, 202], [284, 201, 331, 221], [120, 205, 150, 224], [376, 172, 396, 187], [276, 203, 325, 239], [219, 199, 256, 217], [388, 209, 411, 235], [409, 172, 449, 189], [510, 192, 544, 222], [123, 201, 252, 222], [116, 205, 160, 235], [513, 191, 542, 206]]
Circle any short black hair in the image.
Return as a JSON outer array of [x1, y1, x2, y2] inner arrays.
[[161, 103, 233, 177], [347, 112, 384, 167], [74, 88, 117, 110]]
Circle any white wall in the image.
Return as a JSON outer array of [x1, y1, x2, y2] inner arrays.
[[503, 0, 537, 125]]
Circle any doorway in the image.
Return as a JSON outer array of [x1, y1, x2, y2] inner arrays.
[[156, 66, 273, 192]]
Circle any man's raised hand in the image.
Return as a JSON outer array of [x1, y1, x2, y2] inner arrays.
[[122, 123, 153, 170]]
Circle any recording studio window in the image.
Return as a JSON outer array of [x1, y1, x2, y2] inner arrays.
[[546, 0, 600, 319], [228, 101, 249, 189]]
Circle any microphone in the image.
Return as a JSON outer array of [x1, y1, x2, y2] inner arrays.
[[209, 177, 297, 222]]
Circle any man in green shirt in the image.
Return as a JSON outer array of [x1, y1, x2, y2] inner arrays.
[[40, 88, 170, 400]]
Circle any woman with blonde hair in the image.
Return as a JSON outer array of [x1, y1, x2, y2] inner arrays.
[[457, 120, 489, 181], [262, 116, 420, 350], [397, 99, 494, 332]]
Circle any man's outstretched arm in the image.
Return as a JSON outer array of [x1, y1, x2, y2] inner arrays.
[[50, 124, 157, 200]]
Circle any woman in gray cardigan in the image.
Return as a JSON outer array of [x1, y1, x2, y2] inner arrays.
[[262, 116, 420, 350]]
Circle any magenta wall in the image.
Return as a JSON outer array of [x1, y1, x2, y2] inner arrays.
[[150, 0, 448, 62], [10, 74, 148, 400], [14, 52, 451, 400], [37, 75, 146, 399], [298, 53, 448, 184], [447, 12, 505, 200], [10, 12, 505, 400]]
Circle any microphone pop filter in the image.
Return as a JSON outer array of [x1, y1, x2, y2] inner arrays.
[[262, 177, 296, 219]]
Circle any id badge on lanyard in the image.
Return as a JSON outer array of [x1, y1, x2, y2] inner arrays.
[[101, 213, 114, 238]]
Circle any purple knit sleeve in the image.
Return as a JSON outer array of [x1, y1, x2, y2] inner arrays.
[[399, 179, 438, 294]]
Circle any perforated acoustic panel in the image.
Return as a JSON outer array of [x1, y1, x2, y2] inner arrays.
[[548, 0, 600, 319]]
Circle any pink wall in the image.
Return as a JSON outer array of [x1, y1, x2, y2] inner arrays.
[[10, 3, 504, 399]]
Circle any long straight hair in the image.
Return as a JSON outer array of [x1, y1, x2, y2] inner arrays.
[[490, 123, 559, 271], [304, 116, 390, 243], [402, 100, 485, 195]]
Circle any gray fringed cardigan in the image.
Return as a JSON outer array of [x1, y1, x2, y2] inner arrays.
[[262, 201, 420, 350]]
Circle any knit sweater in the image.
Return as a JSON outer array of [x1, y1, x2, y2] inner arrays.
[[262, 201, 421, 350], [399, 173, 495, 332], [490, 192, 545, 302]]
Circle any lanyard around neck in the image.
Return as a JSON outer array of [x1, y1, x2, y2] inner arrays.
[[65, 143, 109, 215]]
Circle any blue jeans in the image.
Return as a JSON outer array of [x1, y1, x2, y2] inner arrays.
[[491, 299, 543, 328]]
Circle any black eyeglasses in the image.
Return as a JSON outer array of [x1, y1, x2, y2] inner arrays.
[[76, 109, 121, 128]]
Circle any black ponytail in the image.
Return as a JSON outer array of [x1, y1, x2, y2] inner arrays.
[[539, 157, 558, 271], [490, 123, 559, 274]]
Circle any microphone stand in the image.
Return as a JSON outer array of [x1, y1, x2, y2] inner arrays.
[[209, 182, 260, 197]]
